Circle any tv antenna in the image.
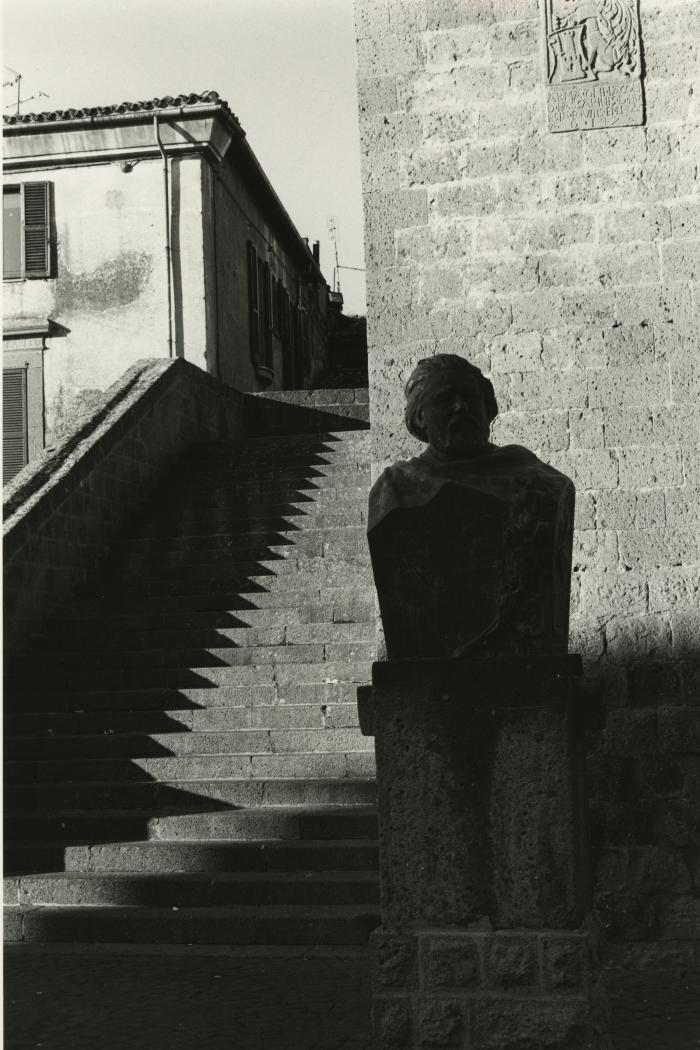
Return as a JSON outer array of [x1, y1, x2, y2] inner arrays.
[[3, 66, 49, 114], [327, 216, 341, 294]]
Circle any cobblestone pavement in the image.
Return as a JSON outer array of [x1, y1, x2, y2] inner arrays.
[[5, 947, 700, 1049]]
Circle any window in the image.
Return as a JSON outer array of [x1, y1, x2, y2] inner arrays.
[[3, 367, 28, 482], [246, 241, 273, 374], [3, 182, 51, 280]]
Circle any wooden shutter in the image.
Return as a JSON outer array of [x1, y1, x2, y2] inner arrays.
[[262, 262, 273, 370], [23, 182, 50, 277], [3, 368, 28, 482], [247, 241, 260, 365]]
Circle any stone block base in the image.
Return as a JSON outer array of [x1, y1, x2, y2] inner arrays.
[[371, 926, 612, 1049]]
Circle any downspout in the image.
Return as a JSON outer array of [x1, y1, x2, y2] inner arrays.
[[153, 115, 174, 358]]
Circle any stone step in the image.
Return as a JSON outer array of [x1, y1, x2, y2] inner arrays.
[[159, 460, 370, 487], [5, 807, 378, 847], [189, 430, 370, 456], [5, 903, 380, 945], [119, 512, 369, 548], [5, 702, 361, 738], [8, 727, 368, 760], [16, 596, 375, 639], [7, 749, 377, 784], [5, 870, 380, 908], [16, 620, 374, 657], [188, 435, 371, 464], [5, 658, 374, 695], [4, 681, 363, 715], [114, 528, 368, 571], [76, 568, 373, 600], [7, 777, 378, 811], [99, 553, 371, 587], [10, 641, 376, 676], [5, 837, 379, 877], [60, 585, 375, 617]]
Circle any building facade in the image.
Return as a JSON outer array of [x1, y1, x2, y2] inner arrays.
[[3, 91, 330, 479]]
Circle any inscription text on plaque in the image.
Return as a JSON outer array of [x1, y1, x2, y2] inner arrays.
[[544, 0, 644, 132]]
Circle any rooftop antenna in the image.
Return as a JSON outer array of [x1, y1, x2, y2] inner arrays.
[[327, 216, 341, 294], [3, 66, 49, 114]]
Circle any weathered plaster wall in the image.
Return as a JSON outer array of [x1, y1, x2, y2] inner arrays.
[[210, 154, 329, 392], [355, 0, 699, 965], [4, 158, 210, 443]]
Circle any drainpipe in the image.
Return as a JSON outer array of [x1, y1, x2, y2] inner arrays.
[[153, 115, 174, 357]]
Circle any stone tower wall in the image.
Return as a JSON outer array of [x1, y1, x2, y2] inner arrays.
[[355, 0, 699, 966]]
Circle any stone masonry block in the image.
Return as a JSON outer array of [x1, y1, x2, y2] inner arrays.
[[372, 928, 419, 991], [374, 997, 415, 1050], [569, 409, 604, 449], [644, 38, 699, 80], [658, 706, 700, 755], [486, 934, 539, 989], [507, 368, 587, 412], [364, 188, 429, 267], [617, 448, 684, 489], [520, 131, 584, 175], [642, 1, 700, 40], [492, 410, 569, 453], [669, 201, 700, 241], [549, 449, 618, 490], [588, 366, 669, 409], [666, 489, 700, 529], [491, 18, 539, 59], [671, 612, 700, 658], [541, 932, 594, 992], [425, 25, 492, 69], [423, 109, 479, 145], [615, 282, 693, 327], [478, 100, 539, 139], [604, 325, 656, 368], [597, 204, 671, 245], [605, 614, 672, 663], [604, 705, 659, 755], [579, 573, 647, 619], [596, 490, 666, 530], [356, 23, 425, 78], [407, 64, 507, 115], [357, 74, 400, 116], [433, 180, 501, 219], [628, 660, 684, 707], [470, 996, 595, 1050], [419, 998, 465, 1048], [648, 569, 700, 614], [422, 933, 482, 990], [618, 529, 698, 571], [490, 331, 541, 373], [662, 242, 700, 284], [361, 112, 423, 155]]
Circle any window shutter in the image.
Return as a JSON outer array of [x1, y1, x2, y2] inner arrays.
[[23, 182, 50, 278], [262, 262, 273, 369], [247, 241, 261, 365], [3, 368, 28, 482]]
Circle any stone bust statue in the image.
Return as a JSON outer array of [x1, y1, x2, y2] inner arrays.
[[368, 354, 575, 660]]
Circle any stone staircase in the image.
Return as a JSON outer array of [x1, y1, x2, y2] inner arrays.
[[4, 418, 380, 948]]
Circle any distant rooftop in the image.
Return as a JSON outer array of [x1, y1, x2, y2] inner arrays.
[[3, 90, 239, 129]]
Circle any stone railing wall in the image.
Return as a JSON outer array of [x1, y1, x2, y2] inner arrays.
[[3, 357, 249, 654]]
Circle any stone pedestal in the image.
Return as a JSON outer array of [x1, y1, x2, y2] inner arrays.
[[364, 657, 612, 1050]]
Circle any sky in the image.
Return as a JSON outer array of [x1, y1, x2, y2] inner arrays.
[[3, 0, 367, 314]]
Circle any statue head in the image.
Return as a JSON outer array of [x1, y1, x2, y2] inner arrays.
[[404, 354, 498, 457]]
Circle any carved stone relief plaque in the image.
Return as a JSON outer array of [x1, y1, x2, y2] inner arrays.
[[543, 0, 644, 132]]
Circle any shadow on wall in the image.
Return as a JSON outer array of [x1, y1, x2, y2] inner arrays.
[[584, 647, 699, 949]]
